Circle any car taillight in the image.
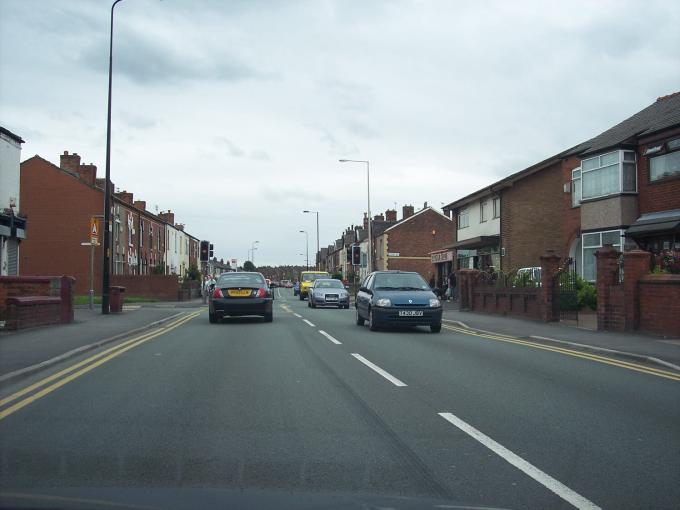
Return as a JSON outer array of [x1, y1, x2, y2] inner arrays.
[[255, 288, 267, 298], [213, 288, 224, 298]]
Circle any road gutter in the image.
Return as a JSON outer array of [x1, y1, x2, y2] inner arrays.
[[442, 319, 680, 373], [0, 311, 187, 385]]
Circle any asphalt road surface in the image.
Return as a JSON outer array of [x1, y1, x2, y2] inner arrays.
[[1, 288, 679, 509]]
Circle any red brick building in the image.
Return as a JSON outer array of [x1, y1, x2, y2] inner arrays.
[[374, 206, 454, 281]]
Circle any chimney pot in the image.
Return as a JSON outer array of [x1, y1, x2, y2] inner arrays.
[[402, 204, 415, 219]]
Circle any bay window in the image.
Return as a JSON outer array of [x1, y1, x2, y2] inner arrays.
[[650, 146, 680, 181], [581, 150, 637, 200]]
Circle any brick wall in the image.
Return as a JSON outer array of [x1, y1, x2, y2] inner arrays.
[[0, 276, 56, 320], [637, 126, 680, 214], [471, 288, 542, 319], [385, 208, 455, 280], [1, 275, 74, 330], [110, 275, 180, 300], [639, 275, 680, 337], [20, 156, 104, 295], [501, 159, 580, 271]]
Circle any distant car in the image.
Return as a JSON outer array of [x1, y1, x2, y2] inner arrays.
[[281, 279, 293, 288], [299, 271, 331, 300], [355, 270, 442, 333], [308, 278, 350, 309], [293, 281, 300, 296], [515, 267, 542, 286], [209, 271, 273, 323]]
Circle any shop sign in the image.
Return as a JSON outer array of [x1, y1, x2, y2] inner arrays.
[[431, 250, 454, 263]]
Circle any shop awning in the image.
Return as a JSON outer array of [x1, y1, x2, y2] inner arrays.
[[626, 210, 680, 237], [445, 235, 500, 250]]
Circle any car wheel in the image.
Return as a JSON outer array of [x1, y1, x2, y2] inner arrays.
[[355, 307, 365, 326], [430, 322, 442, 333], [264, 312, 273, 323], [307, 300, 311, 308], [208, 312, 216, 324], [368, 309, 378, 331], [299, 293, 304, 301]]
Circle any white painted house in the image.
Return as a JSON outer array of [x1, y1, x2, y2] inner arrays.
[[0, 126, 25, 276]]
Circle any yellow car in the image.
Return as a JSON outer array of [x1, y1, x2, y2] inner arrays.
[[299, 271, 330, 300]]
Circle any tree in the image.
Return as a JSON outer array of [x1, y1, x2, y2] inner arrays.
[[243, 260, 256, 272]]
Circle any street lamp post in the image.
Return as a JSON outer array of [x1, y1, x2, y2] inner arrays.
[[303, 210, 319, 270], [102, 0, 124, 314], [299, 230, 309, 270], [250, 240, 259, 266], [339, 160, 371, 272]]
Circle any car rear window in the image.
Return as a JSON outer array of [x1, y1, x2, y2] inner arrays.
[[217, 273, 265, 286], [373, 273, 429, 290], [302, 273, 329, 282], [314, 280, 344, 288]]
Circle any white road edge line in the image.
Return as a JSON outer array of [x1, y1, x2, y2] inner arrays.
[[319, 330, 342, 345], [438, 412, 601, 510], [303, 319, 316, 327], [293, 313, 302, 318], [351, 353, 407, 387]]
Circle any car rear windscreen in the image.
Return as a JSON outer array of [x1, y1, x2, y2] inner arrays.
[[302, 273, 329, 281], [315, 280, 344, 288], [218, 273, 265, 286]]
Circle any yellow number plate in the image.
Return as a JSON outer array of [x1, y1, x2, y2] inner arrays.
[[228, 289, 252, 297]]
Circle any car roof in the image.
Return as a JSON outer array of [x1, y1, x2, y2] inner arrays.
[[301, 271, 329, 274]]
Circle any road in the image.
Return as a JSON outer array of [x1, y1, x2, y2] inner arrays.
[[1, 288, 679, 509]]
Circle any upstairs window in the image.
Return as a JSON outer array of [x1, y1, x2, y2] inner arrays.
[[581, 150, 636, 200], [649, 138, 680, 182], [492, 197, 501, 218], [571, 168, 582, 207], [480, 200, 490, 222], [458, 208, 469, 229]]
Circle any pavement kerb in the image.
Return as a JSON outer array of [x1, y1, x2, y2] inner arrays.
[[441, 318, 680, 373], [0, 311, 187, 385]]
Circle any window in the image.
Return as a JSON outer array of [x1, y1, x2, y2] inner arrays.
[[582, 229, 622, 281], [581, 150, 636, 200], [650, 150, 680, 181], [480, 200, 489, 222], [140, 220, 144, 247], [571, 168, 582, 207], [492, 197, 500, 218], [458, 208, 469, 229]]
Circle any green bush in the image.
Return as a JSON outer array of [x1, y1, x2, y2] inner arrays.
[[576, 279, 597, 311]]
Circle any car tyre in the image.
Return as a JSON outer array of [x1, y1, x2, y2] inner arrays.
[[355, 308, 365, 326], [368, 309, 378, 331], [208, 312, 216, 324], [264, 312, 273, 323], [430, 322, 442, 333], [299, 293, 304, 301]]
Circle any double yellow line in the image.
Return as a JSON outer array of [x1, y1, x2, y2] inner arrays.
[[0, 312, 200, 421], [442, 323, 680, 382]]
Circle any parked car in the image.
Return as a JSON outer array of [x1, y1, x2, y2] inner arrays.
[[299, 271, 330, 300], [293, 281, 300, 295], [308, 278, 350, 309], [355, 271, 442, 332], [209, 271, 273, 323], [281, 279, 293, 288]]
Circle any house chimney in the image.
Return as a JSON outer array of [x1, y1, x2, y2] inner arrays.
[[175, 223, 185, 231], [373, 213, 385, 221], [133, 200, 146, 211], [385, 209, 397, 222], [158, 210, 175, 225], [60, 151, 81, 173], [402, 204, 414, 219], [116, 191, 134, 204], [423, 201, 428, 209], [363, 212, 368, 230], [77, 163, 97, 186]]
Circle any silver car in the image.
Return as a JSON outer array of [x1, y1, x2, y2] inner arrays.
[[308, 279, 350, 309]]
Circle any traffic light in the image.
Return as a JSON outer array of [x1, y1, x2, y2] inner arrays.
[[352, 245, 361, 266], [209, 243, 214, 258], [200, 241, 209, 262]]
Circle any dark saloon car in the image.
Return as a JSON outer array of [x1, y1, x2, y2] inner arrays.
[[209, 272, 273, 323], [308, 278, 350, 308], [355, 271, 442, 332]]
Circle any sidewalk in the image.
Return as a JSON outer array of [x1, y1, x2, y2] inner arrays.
[[0, 306, 193, 380], [441, 300, 680, 369]]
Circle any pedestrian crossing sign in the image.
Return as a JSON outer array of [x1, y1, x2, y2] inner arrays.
[[90, 217, 100, 244]]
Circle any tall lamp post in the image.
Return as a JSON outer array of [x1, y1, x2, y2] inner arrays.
[[250, 240, 259, 266], [339, 159, 371, 272], [299, 230, 309, 270], [102, 0, 124, 314], [303, 210, 319, 270]]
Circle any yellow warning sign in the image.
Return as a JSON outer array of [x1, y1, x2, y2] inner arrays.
[[90, 217, 100, 244]]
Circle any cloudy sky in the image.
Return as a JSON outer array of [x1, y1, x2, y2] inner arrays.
[[2, 0, 679, 266]]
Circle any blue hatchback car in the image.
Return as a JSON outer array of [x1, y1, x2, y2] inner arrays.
[[355, 271, 442, 333]]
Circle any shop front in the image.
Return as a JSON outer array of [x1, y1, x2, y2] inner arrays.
[[430, 249, 454, 290], [450, 235, 500, 272], [626, 209, 680, 271]]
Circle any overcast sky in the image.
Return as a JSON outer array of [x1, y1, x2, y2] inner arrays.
[[2, 0, 679, 266]]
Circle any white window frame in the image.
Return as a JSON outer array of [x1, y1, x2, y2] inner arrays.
[[649, 139, 680, 182], [492, 197, 501, 218], [580, 150, 637, 201], [571, 168, 582, 207], [458, 208, 470, 229], [581, 229, 623, 281], [480, 200, 489, 223]]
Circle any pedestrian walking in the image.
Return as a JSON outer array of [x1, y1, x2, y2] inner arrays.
[[448, 271, 457, 301]]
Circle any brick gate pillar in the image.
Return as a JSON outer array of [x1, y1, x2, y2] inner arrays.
[[623, 250, 651, 332], [456, 269, 479, 311], [595, 244, 620, 331], [60, 276, 76, 324], [539, 250, 561, 322]]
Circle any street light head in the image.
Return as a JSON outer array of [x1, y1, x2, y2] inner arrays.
[[339, 159, 348, 162], [303, 210, 309, 213]]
